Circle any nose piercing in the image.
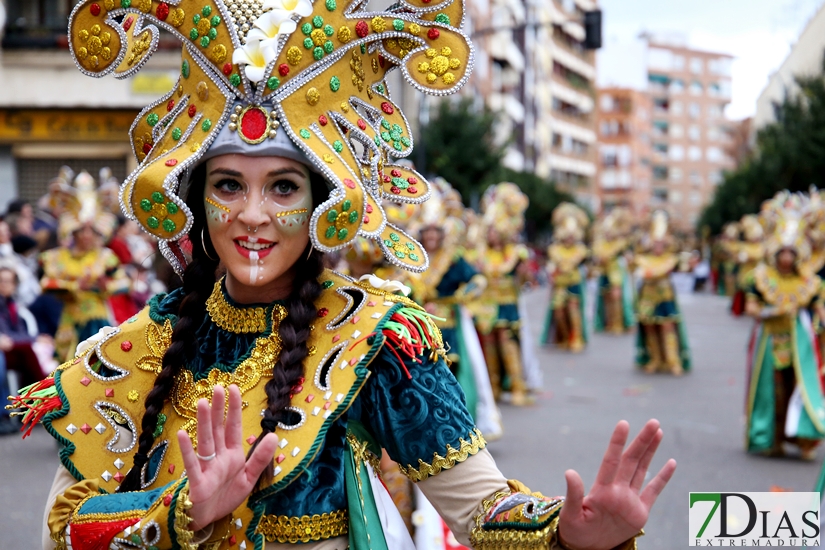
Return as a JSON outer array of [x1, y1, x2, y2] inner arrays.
[[247, 225, 258, 233]]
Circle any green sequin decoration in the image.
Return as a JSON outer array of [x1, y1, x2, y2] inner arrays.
[[147, 113, 159, 126], [342, 200, 351, 211], [324, 24, 334, 36], [313, 47, 324, 60], [390, 232, 400, 242], [201, 119, 212, 132], [381, 131, 391, 142], [166, 202, 179, 215], [211, 15, 221, 26], [200, 36, 211, 47], [325, 226, 336, 239], [333, 140, 344, 152], [395, 250, 405, 258], [390, 130, 402, 141], [267, 77, 280, 90], [189, 28, 199, 40], [327, 210, 338, 222], [303, 37, 314, 49], [299, 128, 311, 139], [325, 0, 336, 10], [147, 216, 160, 229], [181, 60, 190, 78], [391, 177, 408, 189], [392, 123, 403, 133], [323, 41, 334, 53], [171, 127, 183, 140], [376, 84, 385, 94], [302, 23, 313, 35], [229, 73, 241, 86], [312, 16, 324, 28], [348, 210, 359, 224], [208, 28, 217, 40], [384, 239, 393, 247], [162, 219, 176, 232], [330, 76, 340, 91], [360, 44, 366, 54], [374, 135, 381, 147], [152, 192, 164, 203], [322, 280, 334, 289], [406, 242, 416, 250], [202, 6, 212, 16], [435, 13, 450, 25], [381, 119, 391, 130], [120, 0, 131, 7], [393, 141, 403, 151], [401, 136, 411, 146], [338, 228, 348, 240], [131, 534, 142, 545], [409, 253, 419, 261], [193, 13, 201, 24], [153, 412, 167, 438], [140, 199, 152, 212], [393, 19, 404, 31]]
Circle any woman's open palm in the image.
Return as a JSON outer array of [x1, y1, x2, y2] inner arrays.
[[558, 419, 677, 550], [177, 385, 278, 530]]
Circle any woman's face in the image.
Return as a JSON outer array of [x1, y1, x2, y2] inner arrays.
[[204, 154, 312, 294], [776, 248, 796, 271], [73, 224, 99, 252]]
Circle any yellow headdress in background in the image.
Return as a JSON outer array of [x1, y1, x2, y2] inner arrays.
[[740, 214, 763, 242], [48, 170, 118, 241], [551, 202, 588, 242], [68, 0, 474, 273], [481, 182, 529, 242], [761, 191, 811, 268]]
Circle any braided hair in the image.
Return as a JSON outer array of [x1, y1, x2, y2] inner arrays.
[[118, 166, 327, 493]]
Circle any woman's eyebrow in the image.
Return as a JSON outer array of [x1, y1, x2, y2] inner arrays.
[[209, 168, 243, 177], [266, 167, 308, 178]]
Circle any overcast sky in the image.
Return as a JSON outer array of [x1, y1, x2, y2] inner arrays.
[[596, 0, 824, 120]]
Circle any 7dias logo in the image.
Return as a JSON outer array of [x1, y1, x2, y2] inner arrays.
[[689, 493, 820, 546]]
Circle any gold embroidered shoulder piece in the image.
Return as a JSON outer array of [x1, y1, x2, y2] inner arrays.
[[753, 264, 820, 309], [548, 243, 589, 272], [399, 428, 486, 482], [635, 253, 678, 279]]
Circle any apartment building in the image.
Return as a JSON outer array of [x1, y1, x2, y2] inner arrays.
[[595, 88, 652, 213], [644, 38, 734, 228]]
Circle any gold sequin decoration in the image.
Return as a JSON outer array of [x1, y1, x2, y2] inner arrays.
[[257, 510, 348, 544], [168, 8, 186, 28], [172, 306, 286, 445], [286, 46, 302, 66], [350, 51, 365, 92], [135, 0, 152, 12], [306, 87, 321, 106], [196, 81, 209, 101], [205, 281, 269, 333], [337, 26, 352, 43], [408, 23, 421, 36], [135, 319, 173, 374], [399, 429, 486, 482], [125, 31, 153, 67], [211, 44, 227, 64], [104, 0, 115, 9], [371, 58, 379, 74], [174, 482, 198, 550], [370, 16, 386, 33], [127, 390, 140, 403]]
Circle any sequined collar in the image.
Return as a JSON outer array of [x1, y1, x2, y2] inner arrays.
[[205, 279, 276, 334]]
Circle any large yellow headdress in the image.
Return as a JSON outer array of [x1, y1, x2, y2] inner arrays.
[[761, 191, 811, 267], [481, 182, 528, 242], [48, 170, 119, 241], [551, 202, 588, 242], [68, 0, 473, 273]]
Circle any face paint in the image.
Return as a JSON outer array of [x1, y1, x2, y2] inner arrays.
[[249, 250, 259, 285], [205, 196, 232, 224]]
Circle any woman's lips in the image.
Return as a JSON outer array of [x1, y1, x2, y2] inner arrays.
[[234, 237, 276, 259]]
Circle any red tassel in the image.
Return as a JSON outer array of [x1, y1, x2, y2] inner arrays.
[[69, 517, 140, 550]]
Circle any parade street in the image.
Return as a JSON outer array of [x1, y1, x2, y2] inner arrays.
[[2, 285, 822, 550]]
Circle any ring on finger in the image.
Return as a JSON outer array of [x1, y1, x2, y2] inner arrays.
[[196, 451, 217, 462]]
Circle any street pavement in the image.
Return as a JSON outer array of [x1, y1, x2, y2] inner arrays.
[[1, 284, 823, 549]]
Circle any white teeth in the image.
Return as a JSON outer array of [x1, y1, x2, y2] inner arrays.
[[237, 240, 274, 251], [248, 237, 258, 243]]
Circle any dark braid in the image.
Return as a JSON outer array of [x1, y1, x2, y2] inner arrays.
[[118, 166, 219, 492], [249, 247, 325, 489]]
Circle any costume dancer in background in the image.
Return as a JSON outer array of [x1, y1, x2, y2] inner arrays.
[[731, 215, 764, 316], [592, 208, 635, 335]]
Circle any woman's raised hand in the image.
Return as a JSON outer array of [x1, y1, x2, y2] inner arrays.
[[178, 384, 278, 531], [557, 419, 676, 550]]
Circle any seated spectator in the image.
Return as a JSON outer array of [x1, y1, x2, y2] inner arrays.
[[0, 266, 50, 397], [0, 218, 40, 306]]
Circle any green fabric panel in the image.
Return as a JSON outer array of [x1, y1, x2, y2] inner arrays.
[[748, 333, 776, 452], [677, 316, 692, 371], [453, 307, 478, 421], [580, 283, 589, 343], [792, 316, 825, 439], [345, 422, 388, 550], [634, 323, 648, 368], [540, 305, 553, 345], [621, 265, 636, 328], [593, 289, 605, 333], [814, 458, 825, 493]]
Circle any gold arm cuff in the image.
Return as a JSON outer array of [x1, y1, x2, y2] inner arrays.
[[173, 481, 197, 550], [399, 428, 486, 482], [256, 510, 349, 543]]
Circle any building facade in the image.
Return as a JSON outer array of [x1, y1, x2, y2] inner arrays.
[[595, 88, 652, 213], [644, 38, 734, 228]]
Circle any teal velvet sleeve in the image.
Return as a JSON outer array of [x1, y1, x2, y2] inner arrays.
[[351, 342, 478, 469]]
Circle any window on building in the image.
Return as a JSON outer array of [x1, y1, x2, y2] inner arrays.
[[686, 125, 699, 141], [707, 147, 724, 163], [690, 58, 704, 74], [707, 104, 723, 119], [709, 58, 732, 76], [670, 123, 684, 138], [600, 171, 617, 189], [690, 81, 703, 96], [709, 170, 724, 185], [672, 55, 686, 71], [670, 168, 683, 183], [637, 107, 649, 120], [652, 120, 669, 138], [670, 190, 683, 203], [707, 127, 720, 141], [670, 79, 685, 94], [689, 171, 704, 186], [653, 166, 668, 181], [688, 146, 702, 161], [600, 95, 615, 112], [653, 188, 668, 202], [4, 0, 80, 48], [601, 146, 618, 168], [690, 191, 701, 205], [688, 103, 701, 119], [669, 145, 685, 161], [671, 101, 683, 116], [653, 98, 669, 114]]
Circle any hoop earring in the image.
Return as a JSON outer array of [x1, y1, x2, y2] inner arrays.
[[306, 242, 315, 261], [201, 228, 217, 261]]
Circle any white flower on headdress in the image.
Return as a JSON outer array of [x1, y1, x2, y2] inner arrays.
[[359, 274, 412, 297], [247, 10, 297, 50], [232, 39, 278, 83], [262, 0, 313, 17]]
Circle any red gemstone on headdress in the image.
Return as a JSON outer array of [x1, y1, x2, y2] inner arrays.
[[383, 175, 391, 183], [163, 494, 173, 506], [120, 341, 132, 352], [222, 63, 233, 76], [317, 308, 329, 317], [378, 55, 385, 68], [363, 216, 370, 223], [357, 119, 366, 130], [142, 143, 152, 154], [156, 2, 170, 20], [113, 472, 125, 483], [318, 115, 328, 126], [428, 28, 440, 40], [343, 178, 356, 189], [278, 64, 290, 76], [105, 388, 114, 397], [355, 20, 369, 38], [240, 108, 268, 142], [123, 16, 134, 31], [391, 169, 401, 177], [90, 3, 101, 16], [391, 186, 400, 194], [188, 105, 197, 117], [167, 100, 175, 112], [408, 186, 418, 194], [407, 177, 417, 185], [381, 102, 394, 114], [366, 204, 373, 213], [165, 159, 178, 167]]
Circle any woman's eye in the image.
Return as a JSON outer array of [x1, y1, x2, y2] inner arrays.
[[215, 179, 242, 193], [273, 181, 299, 195]]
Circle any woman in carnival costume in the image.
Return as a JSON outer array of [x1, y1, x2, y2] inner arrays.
[[634, 211, 691, 375], [716, 222, 740, 297], [10, 2, 674, 549], [592, 208, 635, 335], [470, 183, 534, 405], [730, 215, 765, 316], [543, 203, 589, 352], [40, 170, 130, 361], [745, 193, 825, 459]]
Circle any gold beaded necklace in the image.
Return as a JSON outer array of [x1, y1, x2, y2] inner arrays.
[[205, 279, 270, 334]]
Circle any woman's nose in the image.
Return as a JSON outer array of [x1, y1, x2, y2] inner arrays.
[[235, 197, 270, 227]]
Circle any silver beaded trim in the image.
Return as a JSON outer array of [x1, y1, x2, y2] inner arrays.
[[313, 342, 348, 391], [325, 285, 369, 331], [140, 439, 169, 489], [94, 401, 138, 454], [85, 327, 129, 381], [277, 406, 307, 431]]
